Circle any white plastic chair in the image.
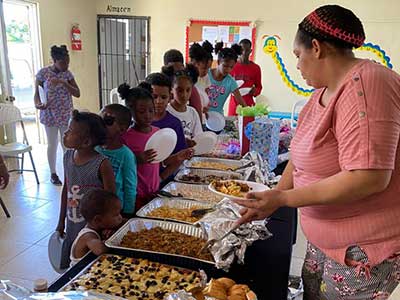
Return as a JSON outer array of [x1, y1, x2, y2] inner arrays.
[[290, 99, 307, 129], [0, 103, 39, 185], [109, 88, 123, 106]]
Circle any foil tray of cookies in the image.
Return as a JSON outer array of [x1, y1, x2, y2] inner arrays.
[[174, 168, 244, 185], [162, 182, 224, 203], [62, 254, 203, 300], [184, 157, 245, 171], [136, 197, 212, 224], [105, 218, 215, 264]]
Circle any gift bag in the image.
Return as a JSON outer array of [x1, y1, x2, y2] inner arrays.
[[245, 117, 280, 171], [238, 116, 255, 156]]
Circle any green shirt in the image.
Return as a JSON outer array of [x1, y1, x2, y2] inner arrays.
[[96, 145, 137, 213]]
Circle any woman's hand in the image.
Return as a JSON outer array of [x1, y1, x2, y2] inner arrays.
[[234, 189, 287, 225], [49, 77, 66, 87], [136, 149, 157, 164], [35, 101, 47, 110]]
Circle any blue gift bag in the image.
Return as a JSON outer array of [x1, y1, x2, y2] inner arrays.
[[245, 117, 280, 170]]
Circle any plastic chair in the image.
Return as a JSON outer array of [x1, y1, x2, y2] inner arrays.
[[290, 99, 307, 129], [0, 103, 39, 185], [0, 196, 10, 218], [109, 88, 123, 106]]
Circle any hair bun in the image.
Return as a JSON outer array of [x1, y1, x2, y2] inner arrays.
[[202, 40, 214, 54], [214, 41, 224, 55], [117, 83, 131, 100]]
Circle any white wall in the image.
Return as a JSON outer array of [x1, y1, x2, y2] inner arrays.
[[36, 0, 400, 112]]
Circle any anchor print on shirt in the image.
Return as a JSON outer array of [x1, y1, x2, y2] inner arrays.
[[67, 185, 85, 223]]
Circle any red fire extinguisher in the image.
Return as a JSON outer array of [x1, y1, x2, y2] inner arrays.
[[71, 25, 82, 51]]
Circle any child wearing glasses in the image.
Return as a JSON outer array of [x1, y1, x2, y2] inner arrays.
[[96, 104, 137, 216]]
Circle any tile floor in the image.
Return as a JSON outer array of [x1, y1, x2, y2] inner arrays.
[[0, 138, 400, 299]]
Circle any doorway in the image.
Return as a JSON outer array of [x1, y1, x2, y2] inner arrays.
[[97, 15, 150, 108], [2, 0, 42, 143]]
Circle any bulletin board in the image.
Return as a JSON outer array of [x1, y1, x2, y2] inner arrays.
[[185, 19, 257, 63]]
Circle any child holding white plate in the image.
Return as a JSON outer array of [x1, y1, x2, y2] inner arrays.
[[119, 84, 193, 210]]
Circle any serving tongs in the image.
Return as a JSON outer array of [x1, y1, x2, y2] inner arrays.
[[157, 190, 183, 198], [227, 161, 255, 172], [190, 207, 216, 218]]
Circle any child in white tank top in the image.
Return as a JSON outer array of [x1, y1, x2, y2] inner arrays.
[[70, 189, 122, 266]]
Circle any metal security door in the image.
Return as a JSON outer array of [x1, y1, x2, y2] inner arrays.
[[97, 15, 150, 108]]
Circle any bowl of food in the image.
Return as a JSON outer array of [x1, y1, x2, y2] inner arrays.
[[209, 180, 269, 200]]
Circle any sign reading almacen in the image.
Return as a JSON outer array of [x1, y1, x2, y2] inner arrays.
[[106, 5, 131, 13]]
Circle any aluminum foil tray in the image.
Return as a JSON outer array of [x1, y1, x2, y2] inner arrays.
[[61, 254, 203, 297], [162, 182, 224, 203], [136, 197, 211, 224], [105, 218, 214, 265], [184, 157, 244, 170], [174, 168, 244, 185]]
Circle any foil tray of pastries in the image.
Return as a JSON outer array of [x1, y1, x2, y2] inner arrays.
[[62, 254, 203, 300], [184, 157, 244, 171], [165, 277, 257, 300], [136, 198, 211, 224], [174, 168, 243, 185], [201, 277, 257, 300], [162, 182, 224, 203], [106, 218, 214, 264]]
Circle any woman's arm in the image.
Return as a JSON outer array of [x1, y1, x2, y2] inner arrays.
[[235, 169, 392, 224], [275, 159, 294, 191], [50, 77, 80, 97], [232, 89, 247, 107], [33, 79, 46, 109], [284, 169, 391, 207], [64, 78, 80, 98]]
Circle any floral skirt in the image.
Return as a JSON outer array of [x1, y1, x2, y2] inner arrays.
[[302, 242, 400, 300]]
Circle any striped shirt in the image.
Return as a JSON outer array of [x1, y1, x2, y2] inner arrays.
[[291, 59, 400, 266]]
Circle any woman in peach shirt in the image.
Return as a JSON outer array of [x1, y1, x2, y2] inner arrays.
[[236, 5, 400, 300]]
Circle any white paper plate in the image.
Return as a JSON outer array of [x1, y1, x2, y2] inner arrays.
[[239, 87, 252, 96], [145, 128, 177, 163], [205, 111, 226, 132], [209, 180, 269, 200], [48, 231, 66, 273], [193, 131, 218, 155], [39, 85, 47, 104], [236, 80, 244, 88]]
